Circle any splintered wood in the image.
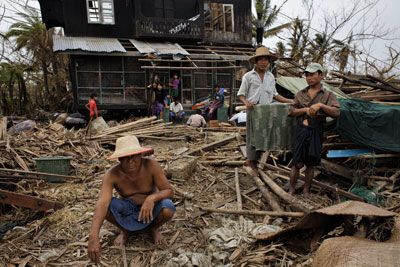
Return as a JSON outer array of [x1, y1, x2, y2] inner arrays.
[[0, 115, 399, 267]]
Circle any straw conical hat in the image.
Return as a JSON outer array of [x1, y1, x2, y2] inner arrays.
[[108, 135, 154, 160], [249, 46, 277, 64]]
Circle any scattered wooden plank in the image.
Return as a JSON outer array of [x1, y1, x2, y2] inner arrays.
[[244, 167, 283, 212], [200, 207, 304, 217], [320, 159, 355, 181], [0, 117, 7, 141], [258, 170, 314, 212], [0, 168, 80, 180], [234, 168, 244, 225], [260, 163, 364, 201], [193, 186, 258, 218], [0, 189, 64, 211], [187, 135, 237, 156]]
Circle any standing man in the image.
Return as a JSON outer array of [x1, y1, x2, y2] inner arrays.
[[88, 135, 175, 263], [238, 46, 292, 175], [288, 63, 340, 196]]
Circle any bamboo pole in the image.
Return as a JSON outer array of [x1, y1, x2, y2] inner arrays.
[[258, 170, 314, 212], [234, 168, 244, 225], [200, 207, 304, 217]]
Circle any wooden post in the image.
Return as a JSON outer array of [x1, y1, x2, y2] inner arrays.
[[258, 170, 314, 212], [260, 163, 364, 201], [244, 167, 283, 212], [234, 168, 244, 225], [200, 207, 304, 217]]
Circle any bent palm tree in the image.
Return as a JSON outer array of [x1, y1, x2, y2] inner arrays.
[[252, 0, 291, 46], [333, 35, 357, 72], [5, 7, 51, 100]]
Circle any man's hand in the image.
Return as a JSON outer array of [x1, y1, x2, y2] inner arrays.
[[245, 100, 255, 110], [88, 235, 101, 263], [309, 103, 322, 116], [139, 196, 155, 224]]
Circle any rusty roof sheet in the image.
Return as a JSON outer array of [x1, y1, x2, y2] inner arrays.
[[129, 39, 189, 56], [53, 35, 126, 53]]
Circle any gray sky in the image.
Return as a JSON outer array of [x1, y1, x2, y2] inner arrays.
[[261, 0, 400, 72]]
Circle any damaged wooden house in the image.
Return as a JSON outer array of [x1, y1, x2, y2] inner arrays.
[[38, 0, 255, 113]]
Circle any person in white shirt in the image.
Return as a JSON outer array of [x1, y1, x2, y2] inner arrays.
[[237, 46, 292, 175], [187, 109, 207, 127], [229, 111, 247, 126], [169, 99, 185, 123]]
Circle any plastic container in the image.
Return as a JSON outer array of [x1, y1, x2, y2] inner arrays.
[[33, 156, 72, 183]]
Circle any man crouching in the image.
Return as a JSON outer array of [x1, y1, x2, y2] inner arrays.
[[88, 135, 175, 263]]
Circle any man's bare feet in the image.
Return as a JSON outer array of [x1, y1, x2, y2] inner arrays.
[[150, 228, 165, 245], [113, 231, 128, 246]]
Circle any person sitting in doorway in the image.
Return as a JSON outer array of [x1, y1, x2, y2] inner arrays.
[[170, 99, 185, 123], [88, 135, 175, 264]]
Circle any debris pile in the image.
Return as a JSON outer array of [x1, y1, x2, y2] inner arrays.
[[0, 105, 399, 266]]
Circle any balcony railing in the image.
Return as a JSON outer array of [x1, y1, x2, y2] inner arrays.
[[135, 16, 204, 39]]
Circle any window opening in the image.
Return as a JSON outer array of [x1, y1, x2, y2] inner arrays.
[[87, 0, 115, 25]]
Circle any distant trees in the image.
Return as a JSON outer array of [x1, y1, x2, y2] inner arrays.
[[1, 6, 70, 116], [273, 0, 396, 77]]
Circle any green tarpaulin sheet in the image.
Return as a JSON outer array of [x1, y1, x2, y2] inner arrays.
[[276, 76, 348, 99], [336, 99, 400, 152]]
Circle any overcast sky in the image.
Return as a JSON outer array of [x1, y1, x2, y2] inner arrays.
[[1, 0, 399, 72], [261, 0, 400, 71]]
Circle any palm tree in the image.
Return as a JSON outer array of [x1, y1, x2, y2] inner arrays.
[[5, 7, 51, 102], [332, 35, 357, 72], [252, 0, 291, 46], [287, 17, 308, 63], [275, 41, 286, 57], [0, 62, 30, 115]]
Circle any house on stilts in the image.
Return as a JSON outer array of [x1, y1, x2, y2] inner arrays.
[[38, 0, 254, 114]]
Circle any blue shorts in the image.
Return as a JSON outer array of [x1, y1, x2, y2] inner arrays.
[[108, 197, 175, 232]]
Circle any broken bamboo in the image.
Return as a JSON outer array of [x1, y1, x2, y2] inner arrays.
[[244, 167, 283, 212], [258, 170, 314, 212], [200, 207, 304, 217]]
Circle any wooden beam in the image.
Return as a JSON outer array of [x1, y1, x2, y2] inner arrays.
[[332, 72, 400, 94], [244, 167, 283, 212], [320, 159, 356, 181], [0, 168, 80, 180], [258, 170, 313, 212], [200, 207, 304, 217], [141, 66, 243, 70], [187, 135, 237, 156], [193, 186, 258, 218], [138, 58, 235, 63], [0, 189, 64, 211], [260, 163, 364, 201]]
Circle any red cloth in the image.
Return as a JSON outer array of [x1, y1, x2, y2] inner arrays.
[[88, 99, 98, 118]]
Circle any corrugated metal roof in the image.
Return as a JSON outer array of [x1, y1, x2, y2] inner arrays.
[[53, 35, 126, 53], [129, 39, 189, 56]]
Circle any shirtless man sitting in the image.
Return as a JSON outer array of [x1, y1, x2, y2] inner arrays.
[[88, 135, 175, 263]]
